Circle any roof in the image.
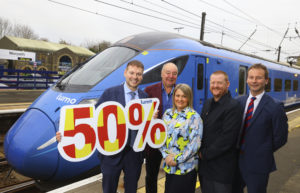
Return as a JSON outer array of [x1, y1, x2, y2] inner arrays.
[[3, 36, 95, 56]]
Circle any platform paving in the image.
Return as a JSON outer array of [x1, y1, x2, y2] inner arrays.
[[1, 90, 300, 193]]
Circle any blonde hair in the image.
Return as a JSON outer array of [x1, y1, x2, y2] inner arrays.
[[172, 83, 193, 112]]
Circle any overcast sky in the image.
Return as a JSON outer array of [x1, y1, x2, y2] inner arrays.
[[0, 0, 299, 62]]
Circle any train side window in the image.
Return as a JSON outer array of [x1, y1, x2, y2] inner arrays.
[[265, 78, 271, 92], [285, 79, 291, 91], [197, 63, 203, 90], [293, 80, 298, 91], [141, 55, 188, 85], [274, 78, 282, 92], [238, 66, 246, 95]]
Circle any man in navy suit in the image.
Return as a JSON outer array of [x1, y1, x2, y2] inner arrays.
[[144, 62, 178, 193], [234, 63, 288, 193], [95, 60, 148, 193]]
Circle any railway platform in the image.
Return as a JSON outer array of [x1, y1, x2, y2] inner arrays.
[[1, 90, 300, 193], [0, 90, 44, 115], [48, 109, 300, 193]]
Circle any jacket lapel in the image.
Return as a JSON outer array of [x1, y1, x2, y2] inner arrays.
[[248, 93, 267, 128], [241, 95, 248, 110], [118, 84, 126, 107]]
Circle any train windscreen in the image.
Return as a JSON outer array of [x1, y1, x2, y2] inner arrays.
[[55, 46, 138, 92]]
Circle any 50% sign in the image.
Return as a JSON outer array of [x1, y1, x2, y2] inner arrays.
[[57, 98, 167, 162]]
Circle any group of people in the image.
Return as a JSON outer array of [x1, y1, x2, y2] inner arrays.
[[57, 60, 288, 193]]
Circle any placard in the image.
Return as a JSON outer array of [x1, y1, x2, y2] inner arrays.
[[57, 98, 167, 162]]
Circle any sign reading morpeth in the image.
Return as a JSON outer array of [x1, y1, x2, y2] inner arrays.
[[0, 48, 36, 61]]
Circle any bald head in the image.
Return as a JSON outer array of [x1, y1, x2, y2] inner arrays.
[[161, 62, 178, 89]]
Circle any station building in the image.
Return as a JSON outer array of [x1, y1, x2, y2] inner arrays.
[[0, 36, 95, 75]]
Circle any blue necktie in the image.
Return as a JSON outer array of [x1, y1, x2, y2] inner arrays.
[[240, 97, 256, 153], [129, 91, 136, 100]]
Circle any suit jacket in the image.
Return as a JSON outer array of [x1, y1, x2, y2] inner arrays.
[[144, 82, 164, 156], [144, 82, 163, 119], [95, 84, 148, 166], [236, 93, 288, 174], [198, 92, 242, 183]]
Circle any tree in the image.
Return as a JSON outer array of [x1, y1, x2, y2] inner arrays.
[[12, 23, 38, 40], [0, 16, 38, 39], [82, 39, 111, 53], [0, 17, 13, 38], [39, 37, 49, 42], [59, 39, 72, 45]]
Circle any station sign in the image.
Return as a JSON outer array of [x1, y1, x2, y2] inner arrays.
[[0, 49, 36, 61]]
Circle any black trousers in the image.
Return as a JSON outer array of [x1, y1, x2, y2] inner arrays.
[[200, 176, 232, 193], [145, 148, 162, 193], [164, 169, 197, 193]]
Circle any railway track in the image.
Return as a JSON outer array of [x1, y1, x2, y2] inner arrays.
[[0, 112, 36, 192], [0, 180, 39, 193]]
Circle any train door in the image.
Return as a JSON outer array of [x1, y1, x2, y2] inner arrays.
[[193, 56, 206, 113], [238, 66, 247, 96]]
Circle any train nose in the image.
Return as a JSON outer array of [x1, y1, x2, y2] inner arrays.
[[4, 109, 58, 180]]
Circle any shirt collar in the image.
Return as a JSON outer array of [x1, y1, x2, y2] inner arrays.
[[213, 92, 231, 105], [161, 82, 175, 95], [249, 91, 265, 101], [174, 106, 191, 114], [124, 82, 138, 95]]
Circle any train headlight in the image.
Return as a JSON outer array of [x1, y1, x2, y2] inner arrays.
[[79, 98, 98, 105]]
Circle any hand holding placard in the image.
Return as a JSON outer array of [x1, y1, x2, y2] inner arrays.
[[57, 98, 167, 162]]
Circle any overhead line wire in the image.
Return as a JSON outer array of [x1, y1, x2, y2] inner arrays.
[[222, 0, 283, 37], [48, 0, 159, 31], [196, 0, 256, 24], [117, 0, 200, 28], [94, 0, 201, 29], [142, 0, 202, 23], [162, 0, 279, 51], [161, 0, 252, 40]]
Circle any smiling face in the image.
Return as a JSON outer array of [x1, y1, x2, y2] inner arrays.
[[161, 63, 178, 89], [124, 65, 143, 91], [247, 68, 268, 96], [174, 88, 189, 112], [209, 73, 229, 101]]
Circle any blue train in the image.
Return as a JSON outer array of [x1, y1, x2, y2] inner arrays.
[[4, 32, 300, 183]]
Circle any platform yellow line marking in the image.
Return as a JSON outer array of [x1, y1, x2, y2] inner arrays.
[[289, 124, 300, 132]]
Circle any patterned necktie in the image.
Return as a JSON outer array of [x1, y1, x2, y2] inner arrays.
[[240, 97, 256, 153], [128, 91, 136, 100]]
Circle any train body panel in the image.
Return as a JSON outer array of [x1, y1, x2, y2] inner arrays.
[[4, 31, 300, 182]]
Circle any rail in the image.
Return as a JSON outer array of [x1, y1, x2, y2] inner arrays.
[[0, 180, 36, 193], [0, 69, 60, 89]]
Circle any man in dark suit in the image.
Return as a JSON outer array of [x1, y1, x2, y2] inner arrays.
[[95, 60, 148, 193], [144, 62, 178, 193], [234, 63, 288, 193], [198, 71, 242, 193]]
